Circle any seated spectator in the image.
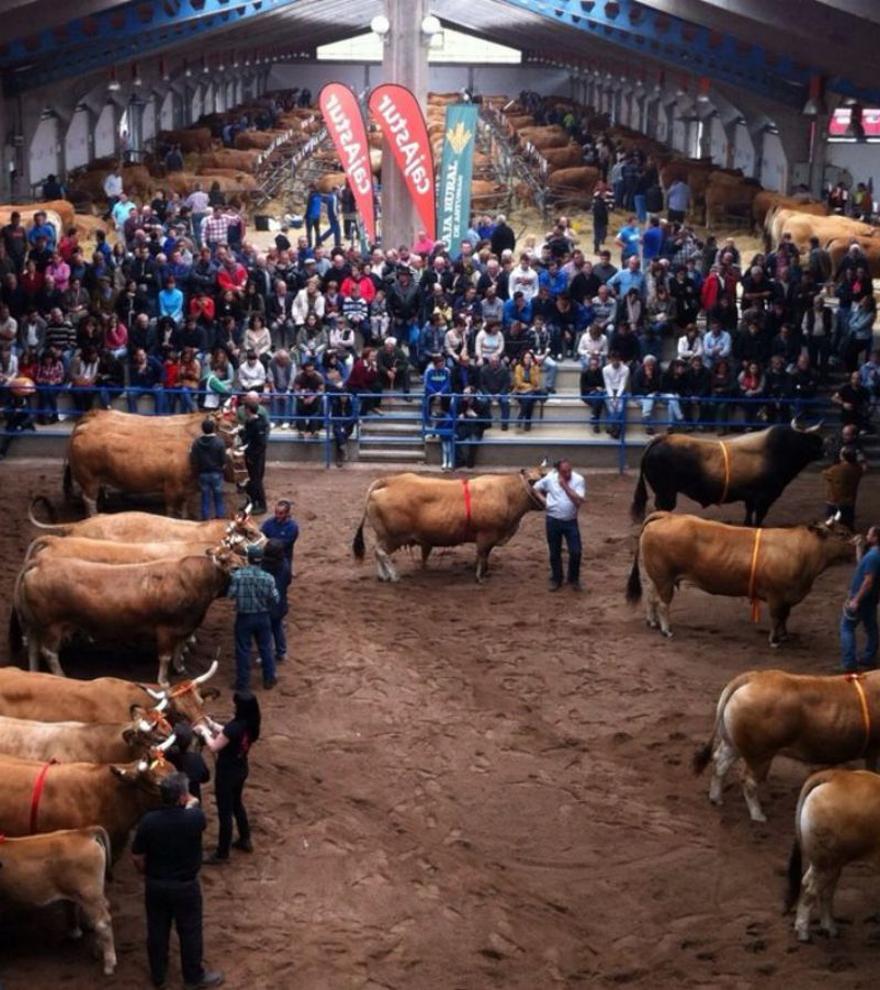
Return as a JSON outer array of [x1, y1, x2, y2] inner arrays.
[[347, 346, 381, 414], [703, 319, 732, 368], [687, 354, 713, 429], [34, 346, 65, 423], [266, 349, 295, 428], [790, 353, 818, 416], [475, 321, 505, 366], [127, 347, 165, 413], [237, 348, 268, 394], [479, 353, 511, 431], [512, 350, 543, 432], [677, 323, 703, 362], [579, 353, 605, 434], [738, 360, 765, 430], [95, 348, 124, 409], [845, 293, 877, 373], [377, 336, 410, 398], [803, 292, 832, 382], [633, 355, 661, 435], [177, 346, 202, 413], [244, 315, 273, 363], [69, 344, 100, 412], [423, 352, 451, 431], [158, 276, 184, 324], [660, 358, 689, 432], [770, 323, 801, 371], [293, 357, 325, 437], [710, 357, 737, 434], [833, 370, 872, 433], [453, 387, 488, 469], [530, 316, 557, 393], [295, 312, 328, 366], [577, 322, 608, 370], [602, 351, 629, 439], [607, 321, 640, 369]]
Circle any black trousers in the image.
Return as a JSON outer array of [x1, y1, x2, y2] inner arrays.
[[546, 516, 582, 585], [245, 446, 266, 510], [145, 878, 204, 986], [215, 764, 250, 858]]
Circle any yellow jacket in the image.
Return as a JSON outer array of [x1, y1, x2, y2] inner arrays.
[[513, 362, 542, 393]]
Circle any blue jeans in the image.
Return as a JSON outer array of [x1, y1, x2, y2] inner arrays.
[[634, 193, 647, 222], [546, 516, 582, 586], [234, 612, 275, 689], [840, 603, 879, 671], [198, 471, 225, 520], [270, 613, 287, 660]]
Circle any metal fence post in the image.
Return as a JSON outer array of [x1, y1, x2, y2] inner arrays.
[[618, 395, 628, 474], [322, 393, 331, 469]]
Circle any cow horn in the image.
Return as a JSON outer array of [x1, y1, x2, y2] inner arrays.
[[144, 687, 166, 701], [834, 510, 842, 522], [805, 420, 823, 433], [154, 733, 177, 753], [192, 660, 219, 686], [137, 719, 153, 733], [790, 416, 801, 431], [155, 697, 169, 713]]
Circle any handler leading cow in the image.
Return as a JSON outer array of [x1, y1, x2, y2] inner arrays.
[[630, 421, 825, 527], [352, 469, 546, 582]]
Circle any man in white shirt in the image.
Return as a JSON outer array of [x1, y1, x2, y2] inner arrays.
[[185, 184, 210, 248], [602, 352, 630, 439], [103, 168, 123, 212], [534, 459, 586, 592], [508, 253, 539, 303]]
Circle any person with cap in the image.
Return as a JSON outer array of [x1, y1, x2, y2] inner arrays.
[[189, 418, 227, 521], [131, 771, 224, 989], [239, 392, 270, 515], [227, 543, 279, 691]]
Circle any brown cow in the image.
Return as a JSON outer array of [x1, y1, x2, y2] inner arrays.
[[773, 207, 874, 251], [0, 710, 170, 763], [786, 769, 880, 941], [159, 128, 213, 153], [626, 513, 855, 645], [196, 167, 259, 191], [704, 178, 761, 226], [0, 753, 173, 856], [317, 171, 346, 194], [26, 534, 232, 566], [27, 503, 262, 545], [352, 469, 545, 582], [0, 662, 219, 724], [11, 553, 235, 684], [518, 126, 570, 150], [548, 166, 599, 194], [65, 407, 239, 516], [0, 827, 116, 973], [196, 149, 261, 171], [752, 191, 826, 229], [827, 235, 880, 278], [0, 201, 76, 236], [693, 669, 879, 822], [541, 144, 586, 171]]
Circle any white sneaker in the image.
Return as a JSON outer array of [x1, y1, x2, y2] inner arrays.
[[279, 422, 290, 430]]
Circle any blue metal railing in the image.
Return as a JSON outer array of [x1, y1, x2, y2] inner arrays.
[[0, 385, 839, 472]]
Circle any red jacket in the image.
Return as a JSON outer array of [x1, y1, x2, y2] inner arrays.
[[216, 263, 247, 293]]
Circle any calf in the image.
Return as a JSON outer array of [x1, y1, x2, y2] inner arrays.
[[693, 669, 880, 821], [0, 826, 116, 974], [786, 769, 880, 942]]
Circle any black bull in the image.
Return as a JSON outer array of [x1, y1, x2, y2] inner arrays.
[[630, 425, 825, 527]]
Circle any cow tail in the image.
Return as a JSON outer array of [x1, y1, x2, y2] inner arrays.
[[692, 671, 753, 776], [93, 825, 114, 882], [625, 536, 642, 605], [784, 838, 803, 915], [630, 442, 657, 523], [8, 606, 23, 661], [28, 496, 59, 527], [352, 479, 385, 561], [62, 461, 73, 501]]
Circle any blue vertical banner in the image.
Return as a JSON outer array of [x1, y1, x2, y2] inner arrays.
[[437, 103, 479, 256]]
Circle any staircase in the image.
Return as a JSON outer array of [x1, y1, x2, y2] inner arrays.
[[356, 392, 426, 464]]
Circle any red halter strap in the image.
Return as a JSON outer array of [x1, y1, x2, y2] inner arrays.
[[462, 478, 472, 528], [30, 759, 58, 834]]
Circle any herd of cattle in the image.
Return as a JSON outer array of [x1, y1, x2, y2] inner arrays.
[[0, 406, 877, 970]]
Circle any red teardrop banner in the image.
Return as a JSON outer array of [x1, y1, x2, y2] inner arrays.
[[368, 83, 436, 241], [318, 83, 376, 244]]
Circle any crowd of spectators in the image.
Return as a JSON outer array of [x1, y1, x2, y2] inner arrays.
[[0, 138, 877, 466]]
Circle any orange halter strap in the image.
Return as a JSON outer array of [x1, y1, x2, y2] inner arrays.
[[845, 672, 873, 754], [748, 528, 762, 624], [717, 441, 731, 505], [29, 759, 58, 834]]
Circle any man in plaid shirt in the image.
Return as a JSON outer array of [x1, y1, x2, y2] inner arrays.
[[200, 206, 230, 252], [228, 543, 279, 691]]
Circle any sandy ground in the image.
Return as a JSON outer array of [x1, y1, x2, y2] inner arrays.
[[1, 459, 880, 989]]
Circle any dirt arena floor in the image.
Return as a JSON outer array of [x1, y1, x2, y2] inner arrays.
[[2, 459, 880, 989]]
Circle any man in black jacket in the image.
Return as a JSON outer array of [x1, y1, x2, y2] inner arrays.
[[479, 354, 511, 431], [241, 394, 270, 514], [190, 418, 227, 520], [490, 214, 516, 257], [132, 771, 223, 990]]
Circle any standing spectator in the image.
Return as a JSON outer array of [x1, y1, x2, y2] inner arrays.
[[479, 353, 511, 431], [131, 772, 223, 990], [102, 166, 123, 215], [533, 458, 586, 592], [666, 178, 691, 222], [591, 186, 609, 255], [614, 216, 641, 264], [602, 351, 629, 439], [189, 418, 227, 521], [305, 184, 323, 247], [198, 691, 263, 863], [840, 525, 880, 672], [823, 449, 863, 532], [240, 393, 270, 514], [833, 371, 872, 433], [225, 545, 278, 693], [490, 214, 516, 257]]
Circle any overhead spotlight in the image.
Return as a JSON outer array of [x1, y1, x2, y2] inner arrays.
[[370, 14, 390, 36], [421, 14, 441, 36]]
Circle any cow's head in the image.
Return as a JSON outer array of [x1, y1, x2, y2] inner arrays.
[[124, 698, 173, 754], [212, 398, 241, 448], [519, 462, 548, 510], [110, 735, 177, 794], [808, 513, 861, 563], [140, 660, 221, 722], [789, 417, 825, 461]]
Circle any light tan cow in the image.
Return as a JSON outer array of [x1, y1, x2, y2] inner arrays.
[[0, 662, 219, 724], [28, 503, 259, 542], [11, 552, 235, 683], [0, 710, 170, 763], [158, 127, 213, 153], [771, 207, 874, 251], [541, 144, 585, 171], [786, 769, 880, 942], [752, 191, 826, 229], [693, 669, 880, 822], [548, 166, 599, 195], [25, 534, 230, 566], [352, 469, 545, 582], [827, 234, 880, 277], [0, 827, 116, 973], [626, 513, 856, 645], [518, 126, 570, 150]]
